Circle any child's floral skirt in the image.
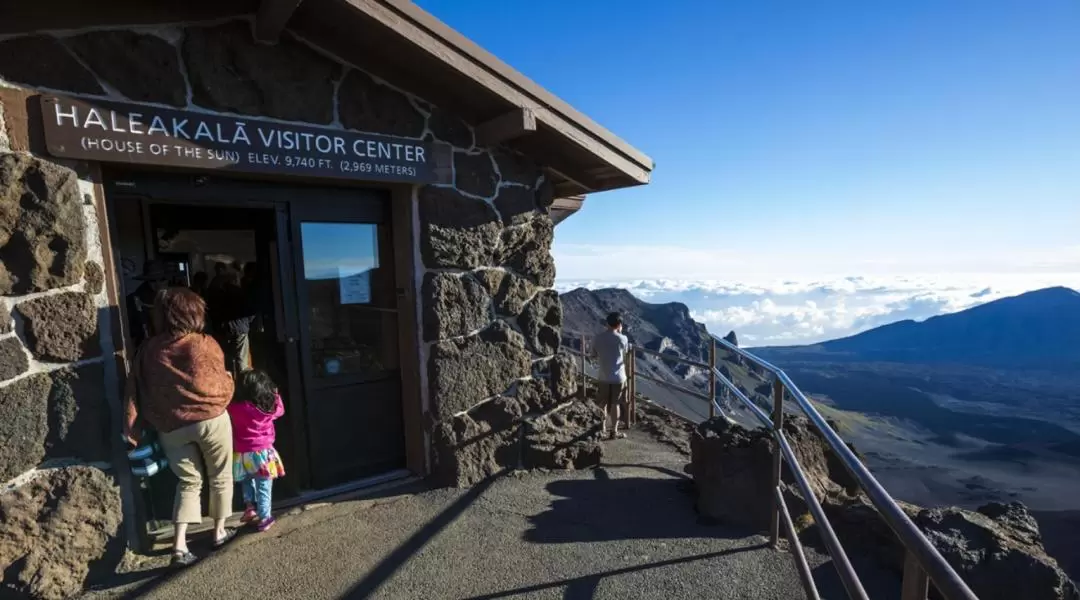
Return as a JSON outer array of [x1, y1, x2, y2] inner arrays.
[[233, 447, 285, 481]]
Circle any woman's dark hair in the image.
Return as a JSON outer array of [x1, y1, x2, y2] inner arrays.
[[152, 287, 206, 336], [235, 369, 278, 413]]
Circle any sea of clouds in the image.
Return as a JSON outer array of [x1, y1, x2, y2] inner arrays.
[[553, 273, 1080, 346]]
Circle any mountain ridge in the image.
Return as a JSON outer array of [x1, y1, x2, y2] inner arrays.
[[758, 286, 1080, 368]]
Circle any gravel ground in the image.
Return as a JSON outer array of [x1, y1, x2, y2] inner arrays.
[[82, 430, 870, 600]]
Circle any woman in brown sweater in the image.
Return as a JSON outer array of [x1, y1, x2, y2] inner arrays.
[[124, 287, 237, 567]]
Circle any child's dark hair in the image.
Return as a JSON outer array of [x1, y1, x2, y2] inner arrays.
[[235, 369, 278, 413]]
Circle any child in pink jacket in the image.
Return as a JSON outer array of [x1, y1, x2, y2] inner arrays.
[[228, 369, 285, 532]]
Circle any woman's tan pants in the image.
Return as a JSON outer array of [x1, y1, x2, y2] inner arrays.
[[158, 412, 234, 524]]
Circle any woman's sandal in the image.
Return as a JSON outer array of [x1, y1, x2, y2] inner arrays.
[[212, 527, 238, 549], [170, 550, 197, 568]]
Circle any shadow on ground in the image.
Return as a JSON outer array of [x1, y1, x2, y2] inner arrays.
[[84, 432, 823, 600], [463, 545, 768, 600], [525, 467, 757, 546], [89, 480, 432, 599]]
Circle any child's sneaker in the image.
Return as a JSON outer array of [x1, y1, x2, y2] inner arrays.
[[256, 516, 276, 532], [240, 505, 258, 525]]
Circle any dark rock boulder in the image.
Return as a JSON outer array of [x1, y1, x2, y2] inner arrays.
[[1, 301, 11, 334], [46, 363, 110, 463], [673, 362, 702, 379], [0, 373, 51, 481], [523, 402, 604, 470], [338, 69, 426, 137], [823, 498, 1080, 600], [688, 415, 861, 530], [474, 269, 535, 317], [517, 289, 561, 356], [0, 36, 103, 94], [0, 466, 123, 600], [494, 186, 538, 226], [418, 186, 501, 270], [0, 336, 28, 381], [635, 402, 697, 456], [428, 107, 473, 149], [723, 330, 739, 346], [454, 152, 499, 198], [83, 262, 104, 296], [498, 216, 555, 288], [689, 415, 1080, 600], [16, 292, 99, 362], [1, 153, 88, 295], [66, 30, 187, 107], [427, 321, 532, 420], [645, 337, 677, 353], [688, 417, 775, 528], [183, 22, 338, 124], [421, 272, 491, 342], [914, 503, 1080, 600]]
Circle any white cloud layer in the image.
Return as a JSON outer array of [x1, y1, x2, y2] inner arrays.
[[555, 273, 1080, 346]]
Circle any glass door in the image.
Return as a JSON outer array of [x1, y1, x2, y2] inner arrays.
[[290, 194, 405, 488]]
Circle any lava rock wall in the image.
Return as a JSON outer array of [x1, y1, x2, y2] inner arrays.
[[0, 115, 122, 598]]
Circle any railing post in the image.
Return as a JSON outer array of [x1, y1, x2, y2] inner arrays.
[[580, 333, 587, 400], [630, 348, 637, 425], [901, 551, 930, 600], [708, 339, 717, 419], [626, 347, 635, 427], [770, 377, 785, 548]]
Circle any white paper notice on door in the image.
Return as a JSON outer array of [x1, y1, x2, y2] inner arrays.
[[339, 268, 372, 304]]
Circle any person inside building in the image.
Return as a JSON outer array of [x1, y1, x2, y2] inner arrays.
[[190, 271, 209, 298], [123, 287, 238, 567], [592, 312, 631, 440], [125, 260, 170, 348], [206, 270, 255, 374], [207, 261, 228, 293]]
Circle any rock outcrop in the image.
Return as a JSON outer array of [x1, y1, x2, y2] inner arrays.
[[0, 466, 123, 600], [688, 416, 1080, 600]]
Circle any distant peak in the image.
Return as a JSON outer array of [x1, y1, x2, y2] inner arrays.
[[1020, 286, 1079, 298]]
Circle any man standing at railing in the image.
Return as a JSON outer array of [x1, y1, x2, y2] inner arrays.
[[592, 312, 630, 440]]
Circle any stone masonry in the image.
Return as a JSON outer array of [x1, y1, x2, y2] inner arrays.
[[0, 17, 591, 597]]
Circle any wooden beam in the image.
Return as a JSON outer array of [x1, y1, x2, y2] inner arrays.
[[474, 107, 536, 147], [553, 180, 588, 197], [550, 195, 585, 225], [255, 0, 304, 43]]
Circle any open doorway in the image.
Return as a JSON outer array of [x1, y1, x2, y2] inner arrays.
[[110, 197, 304, 531], [107, 175, 410, 536]]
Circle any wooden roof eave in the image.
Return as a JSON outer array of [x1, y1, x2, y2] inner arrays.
[[296, 0, 653, 194]]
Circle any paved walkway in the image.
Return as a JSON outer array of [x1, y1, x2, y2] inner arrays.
[[85, 431, 852, 600]]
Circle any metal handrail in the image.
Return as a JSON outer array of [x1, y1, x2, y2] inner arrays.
[[563, 332, 979, 600], [712, 337, 978, 600]]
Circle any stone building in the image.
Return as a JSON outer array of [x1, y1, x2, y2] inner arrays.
[[0, 1, 652, 595]]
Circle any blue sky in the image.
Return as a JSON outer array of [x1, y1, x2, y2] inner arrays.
[[418, 0, 1079, 280], [417, 1, 1078, 343]]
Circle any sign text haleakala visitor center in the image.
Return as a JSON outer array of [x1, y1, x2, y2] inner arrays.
[[40, 95, 450, 184]]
